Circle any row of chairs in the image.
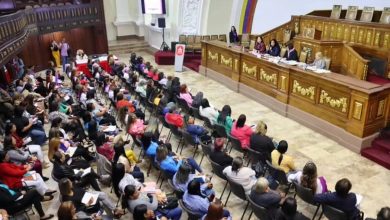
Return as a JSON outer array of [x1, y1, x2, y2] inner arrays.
[[178, 34, 227, 53]]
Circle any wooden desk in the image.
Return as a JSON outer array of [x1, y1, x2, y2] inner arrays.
[[201, 40, 390, 151]]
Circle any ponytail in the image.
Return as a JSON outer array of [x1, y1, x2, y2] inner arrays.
[[278, 154, 283, 165]]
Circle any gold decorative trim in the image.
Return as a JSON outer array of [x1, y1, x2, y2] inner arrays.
[[242, 62, 257, 78], [202, 48, 205, 57], [280, 76, 287, 91], [319, 90, 348, 112], [220, 55, 232, 68], [208, 51, 218, 62], [353, 101, 363, 120], [292, 80, 315, 100], [259, 68, 277, 85], [234, 59, 238, 72], [377, 99, 385, 117]]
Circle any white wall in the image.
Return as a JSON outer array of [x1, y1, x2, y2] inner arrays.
[[103, 0, 117, 41], [252, 0, 390, 34], [204, 0, 234, 35]]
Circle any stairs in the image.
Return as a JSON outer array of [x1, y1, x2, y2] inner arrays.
[[361, 134, 390, 169], [108, 39, 150, 55]]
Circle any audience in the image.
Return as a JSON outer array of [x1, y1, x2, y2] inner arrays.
[[230, 114, 253, 149], [249, 120, 274, 162], [173, 163, 214, 197], [199, 98, 219, 125], [209, 138, 233, 168], [216, 105, 233, 135]]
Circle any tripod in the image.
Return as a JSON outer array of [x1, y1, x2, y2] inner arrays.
[[160, 28, 169, 51]]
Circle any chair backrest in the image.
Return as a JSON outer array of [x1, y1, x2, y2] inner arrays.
[[179, 199, 202, 220], [293, 181, 316, 205], [228, 135, 243, 152], [266, 160, 288, 185], [209, 158, 227, 180], [200, 142, 212, 157], [182, 130, 196, 146], [280, 46, 288, 58], [179, 35, 187, 43], [322, 204, 348, 220], [241, 33, 250, 42], [194, 35, 202, 43], [299, 51, 308, 63], [324, 57, 331, 70], [249, 40, 256, 51], [226, 176, 247, 201], [247, 148, 266, 165], [247, 195, 271, 220], [214, 124, 227, 138], [187, 35, 195, 44], [211, 35, 218, 40], [190, 107, 202, 120], [159, 115, 171, 129], [130, 133, 143, 148], [168, 179, 184, 199], [219, 34, 227, 42], [169, 124, 182, 137], [202, 116, 213, 130], [203, 35, 211, 41]]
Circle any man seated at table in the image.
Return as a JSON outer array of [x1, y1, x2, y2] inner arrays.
[[285, 43, 299, 62]]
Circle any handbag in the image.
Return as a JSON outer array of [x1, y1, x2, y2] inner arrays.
[[157, 196, 179, 210]]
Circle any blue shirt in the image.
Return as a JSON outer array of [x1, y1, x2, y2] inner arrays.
[[160, 156, 182, 175], [314, 192, 359, 219], [187, 124, 205, 143], [146, 141, 158, 158], [0, 184, 16, 196], [183, 191, 209, 216]]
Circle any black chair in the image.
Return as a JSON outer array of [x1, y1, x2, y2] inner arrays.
[[179, 199, 202, 220], [181, 130, 199, 157], [157, 166, 174, 188], [293, 181, 320, 220], [228, 134, 246, 156], [190, 106, 203, 121], [199, 142, 212, 165], [167, 179, 184, 199], [209, 158, 228, 200], [247, 195, 272, 220], [266, 160, 290, 190], [224, 176, 250, 220], [318, 204, 348, 220], [202, 116, 214, 131], [168, 124, 183, 152], [246, 148, 267, 168], [158, 115, 171, 139], [176, 97, 190, 114], [214, 124, 228, 138]]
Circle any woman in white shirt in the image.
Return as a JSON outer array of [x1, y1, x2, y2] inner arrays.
[[287, 161, 328, 194], [199, 98, 219, 125], [222, 157, 256, 195]]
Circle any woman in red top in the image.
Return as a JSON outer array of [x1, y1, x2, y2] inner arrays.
[[127, 113, 146, 138], [95, 133, 114, 161], [0, 151, 55, 196], [5, 122, 48, 168]]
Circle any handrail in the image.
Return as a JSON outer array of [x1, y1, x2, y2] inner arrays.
[[341, 44, 369, 80], [0, 1, 103, 66]]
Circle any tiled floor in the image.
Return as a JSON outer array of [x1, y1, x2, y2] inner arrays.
[[37, 51, 389, 220]]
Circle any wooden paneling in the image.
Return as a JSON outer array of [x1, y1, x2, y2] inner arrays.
[[202, 40, 390, 138]]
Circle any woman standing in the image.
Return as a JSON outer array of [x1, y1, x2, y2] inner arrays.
[[229, 26, 239, 43], [50, 40, 61, 68]]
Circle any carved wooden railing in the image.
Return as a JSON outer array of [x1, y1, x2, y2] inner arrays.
[[341, 44, 369, 80], [0, 1, 103, 66], [258, 17, 297, 46]]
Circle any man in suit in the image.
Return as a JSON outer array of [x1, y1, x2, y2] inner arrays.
[[285, 43, 299, 61]]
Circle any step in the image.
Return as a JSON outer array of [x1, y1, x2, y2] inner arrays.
[[372, 138, 390, 152], [361, 147, 390, 169]]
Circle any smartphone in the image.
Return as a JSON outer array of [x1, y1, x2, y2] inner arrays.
[[96, 210, 103, 217]]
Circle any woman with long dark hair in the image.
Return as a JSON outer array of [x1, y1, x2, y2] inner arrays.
[[112, 163, 143, 198], [267, 38, 281, 57], [271, 140, 296, 174], [287, 162, 328, 194], [229, 26, 239, 43], [199, 98, 219, 125], [112, 142, 144, 183], [230, 114, 253, 149], [216, 105, 233, 134]]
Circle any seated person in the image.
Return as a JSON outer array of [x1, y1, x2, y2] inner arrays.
[[183, 180, 230, 217], [209, 138, 233, 168], [48, 101, 69, 123], [12, 105, 47, 145], [275, 197, 309, 220], [199, 98, 219, 125], [179, 84, 194, 107], [173, 163, 214, 197], [249, 120, 274, 162], [223, 157, 256, 195], [288, 162, 328, 194], [165, 108, 184, 128], [216, 105, 233, 135], [285, 43, 299, 61], [156, 145, 202, 177], [116, 92, 136, 113], [75, 49, 88, 60], [309, 52, 326, 69], [95, 132, 114, 161], [314, 178, 362, 220], [250, 177, 283, 218], [254, 36, 266, 53], [135, 79, 147, 98], [58, 178, 123, 218], [52, 151, 101, 191], [127, 113, 146, 138], [267, 39, 281, 57], [186, 117, 209, 144], [133, 204, 169, 220], [57, 200, 110, 220], [87, 102, 116, 126], [123, 184, 182, 220], [202, 201, 233, 220], [0, 186, 54, 220], [113, 142, 144, 182], [112, 163, 143, 198], [0, 151, 55, 197], [271, 140, 296, 174], [230, 114, 253, 149], [365, 207, 390, 220]]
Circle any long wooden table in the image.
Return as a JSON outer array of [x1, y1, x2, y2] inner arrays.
[[200, 40, 390, 152]]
